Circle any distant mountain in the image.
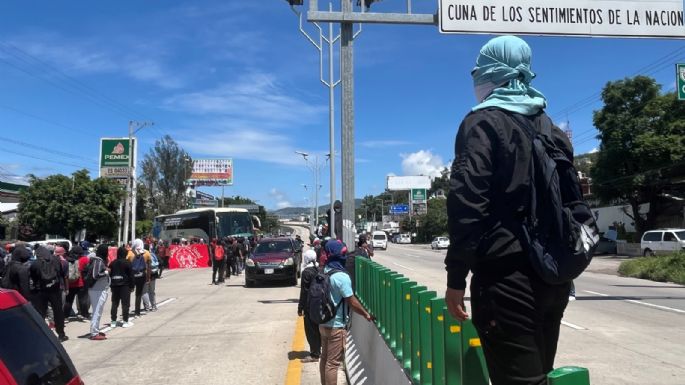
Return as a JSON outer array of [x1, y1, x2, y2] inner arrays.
[[270, 199, 363, 216]]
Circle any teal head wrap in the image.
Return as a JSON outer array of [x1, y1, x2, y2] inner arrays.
[[471, 35, 547, 116]]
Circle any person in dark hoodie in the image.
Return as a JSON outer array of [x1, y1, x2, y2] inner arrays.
[[109, 246, 134, 328], [2, 244, 32, 300], [63, 245, 90, 320], [29, 246, 68, 342], [86, 245, 110, 340]]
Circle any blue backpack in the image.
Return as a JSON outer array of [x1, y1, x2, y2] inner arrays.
[[307, 269, 346, 325], [150, 252, 160, 273], [131, 253, 147, 278], [513, 115, 600, 285]]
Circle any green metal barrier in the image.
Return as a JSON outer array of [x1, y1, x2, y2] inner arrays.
[[350, 257, 591, 385]]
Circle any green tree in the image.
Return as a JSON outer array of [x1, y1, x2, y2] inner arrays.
[[140, 135, 193, 216], [18, 170, 123, 240], [415, 198, 448, 242], [592, 76, 685, 235]]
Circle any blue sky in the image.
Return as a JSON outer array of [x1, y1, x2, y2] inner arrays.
[[0, 1, 682, 210]]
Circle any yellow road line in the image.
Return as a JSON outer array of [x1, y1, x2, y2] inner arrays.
[[285, 316, 306, 385]]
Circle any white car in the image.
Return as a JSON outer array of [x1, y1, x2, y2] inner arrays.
[[641, 229, 685, 256], [397, 233, 411, 244], [372, 231, 388, 250], [431, 236, 450, 250]]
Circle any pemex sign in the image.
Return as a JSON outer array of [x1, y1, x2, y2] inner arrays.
[[100, 138, 135, 182], [439, 0, 685, 38]]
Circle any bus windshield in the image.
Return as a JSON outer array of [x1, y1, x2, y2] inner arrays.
[[155, 211, 214, 243], [217, 212, 253, 238]]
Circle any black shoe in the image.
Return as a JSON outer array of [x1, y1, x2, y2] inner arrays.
[[58, 335, 69, 342]]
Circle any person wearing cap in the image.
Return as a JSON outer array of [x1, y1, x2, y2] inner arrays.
[[318, 240, 373, 385], [444, 36, 573, 385]]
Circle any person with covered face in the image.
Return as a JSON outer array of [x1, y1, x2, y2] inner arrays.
[[318, 240, 373, 385], [86, 245, 111, 340], [297, 249, 321, 363], [3, 244, 33, 300], [29, 246, 68, 342], [444, 36, 574, 385], [127, 239, 151, 318]]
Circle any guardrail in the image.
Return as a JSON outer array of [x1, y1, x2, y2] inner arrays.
[[354, 257, 591, 385]]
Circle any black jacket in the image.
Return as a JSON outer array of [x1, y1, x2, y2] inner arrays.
[[3, 245, 33, 299], [445, 108, 572, 290], [298, 265, 319, 314], [29, 247, 63, 292], [109, 258, 133, 288]]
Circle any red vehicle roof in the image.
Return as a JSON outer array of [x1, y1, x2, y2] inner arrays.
[[0, 289, 28, 311]]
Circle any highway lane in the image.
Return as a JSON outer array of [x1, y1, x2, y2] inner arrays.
[[371, 242, 685, 385]]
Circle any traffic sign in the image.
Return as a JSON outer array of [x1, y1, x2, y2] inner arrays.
[[439, 0, 685, 38], [677, 64, 685, 100], [411, 188, 427, 203], [390, 204, 409, 214]]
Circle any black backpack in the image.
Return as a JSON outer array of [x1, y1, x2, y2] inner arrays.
[[307, 269, 346, 325], [84, 258, 97, 288], [513, 115, 600, 285], [37, 257, 59, 290]]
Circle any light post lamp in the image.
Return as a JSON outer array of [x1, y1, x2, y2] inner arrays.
[[295, 151, 328, 234]]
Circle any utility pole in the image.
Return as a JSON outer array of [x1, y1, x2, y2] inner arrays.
[[122, 120, 153, 245], [287, 0, 434, 246], [296, 151, 327, 234]]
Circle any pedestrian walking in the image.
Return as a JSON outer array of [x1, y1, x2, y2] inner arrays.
[[297, 249, 321, 363], [229, 238, 242, 277], [444, 36, 596, 385], [63, 246, 90, 320], [212, 239, 226, 285], [46, 246, 69, 329], [85, 245, 110, 340], [317, 240, 373, 385], [28, 246, 68, 342], [127, 239, 151, 318], [1, 244, 32, 300], [110, 246, 134, 328]]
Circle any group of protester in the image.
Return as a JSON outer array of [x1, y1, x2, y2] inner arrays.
[[209, 236, 251, 285], [0, 238, 163, 342]]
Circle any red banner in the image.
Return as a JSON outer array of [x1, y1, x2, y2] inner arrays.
[[167, 244, 210, 269]]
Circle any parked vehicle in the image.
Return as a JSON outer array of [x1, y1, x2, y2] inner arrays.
[[372, 231, 388, 250], [27, 239, 73, 253], [431, 236, 450, 250], [0, 289, 83, 385], [641, 229, 685, 256], [245, 238, 299, 287]]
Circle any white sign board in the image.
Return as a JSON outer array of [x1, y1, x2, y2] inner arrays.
[[387, 175, 432, 191], [439, 0, 685, 38]]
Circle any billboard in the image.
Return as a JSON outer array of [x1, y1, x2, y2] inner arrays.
[[439, 0, 685, 38], [188, 158, 233, 186], [411, 188, 428, 203], [387, 175, 431, 191], [99, 138, 135, 183]]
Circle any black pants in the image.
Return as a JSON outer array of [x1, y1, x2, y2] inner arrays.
[[32, 289, 66, 337], [229, 257, 238, 276], [64, 286, 89, 318], [110, 285, 131, 322], [303, 314, 321, 357], [471, 259, 570, 385], [133, 277, 146, 315], [212, 259, 225, 283]]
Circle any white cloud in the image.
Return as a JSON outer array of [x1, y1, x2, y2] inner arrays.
[[590, 147, 599, 153], [360, 140, 410, 148], [270, 188, 291, 209], [164, 73, 325, 124], [400, 150, 446, 179], [6, 34, 184, 89], [557, 121, 569, 131]]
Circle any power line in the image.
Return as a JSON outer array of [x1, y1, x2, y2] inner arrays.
[[0, 103, 91, 136], [2, 147, 97, 172], [0, 135, 96, 163]]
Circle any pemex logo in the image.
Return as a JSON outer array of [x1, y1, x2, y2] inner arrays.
[[112, 142, 125, 154]]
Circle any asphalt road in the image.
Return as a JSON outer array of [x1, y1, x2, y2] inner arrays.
[[62, 225, 328, 385], [371, 243, 685, 385]]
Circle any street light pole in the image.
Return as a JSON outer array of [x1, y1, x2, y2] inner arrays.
[[122, 120, 153, 245]]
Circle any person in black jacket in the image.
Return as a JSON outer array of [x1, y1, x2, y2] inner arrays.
[[2, 244, 32, 300], [29, 246, 68, 342], [297, 249, 321, 362], [444, 36, 572, 385], [109, 246, 134, 328]]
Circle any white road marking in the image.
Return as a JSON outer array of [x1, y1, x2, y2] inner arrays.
[[392, 262, 416, 271], [561, 320, 587, 330], [583, 290, 685, 314], [156, 297, 177, 308]]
